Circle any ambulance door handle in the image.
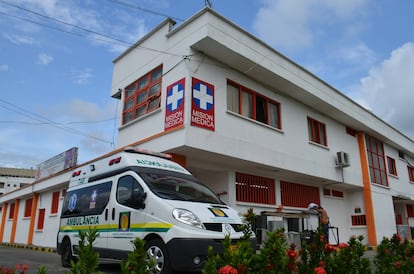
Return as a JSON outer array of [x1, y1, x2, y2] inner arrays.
[[105, 208, 108, 221], [111, 208, 115, 220]]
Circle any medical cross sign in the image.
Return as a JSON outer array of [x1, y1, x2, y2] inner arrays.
[[191, 77, 215, 131], [164, 78, 185, 131]]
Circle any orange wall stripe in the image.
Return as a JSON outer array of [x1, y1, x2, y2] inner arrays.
[[27, 193, 39, 245], [10, 199, 20, 244], [357, 132, 377, 245], [0, 202, 9, 242]]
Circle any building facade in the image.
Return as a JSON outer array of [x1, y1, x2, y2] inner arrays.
[[0, 168, 35, 195], [1, 8, 413, 249]]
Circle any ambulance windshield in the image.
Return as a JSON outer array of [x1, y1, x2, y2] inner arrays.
[[140, 172, 224, 204]]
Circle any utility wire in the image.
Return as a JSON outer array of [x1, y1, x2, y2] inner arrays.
[[0, 0, 185, 56], [107, 0, 185, 22], [0, 99, 114, 145]]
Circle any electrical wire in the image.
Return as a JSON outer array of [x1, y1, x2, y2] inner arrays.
[[107, 0, 185, 22], [0, 99, 114, 145]]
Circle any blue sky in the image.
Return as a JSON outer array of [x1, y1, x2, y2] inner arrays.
[[0, 0, 413, 169]]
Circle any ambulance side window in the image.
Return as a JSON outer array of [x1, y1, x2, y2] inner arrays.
[[117, 175, 145, 209], [61, 181, 112, 217]]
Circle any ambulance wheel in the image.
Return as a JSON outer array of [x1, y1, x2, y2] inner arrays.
[[61, 238, 74, 267], [145, 239, 171, 274]]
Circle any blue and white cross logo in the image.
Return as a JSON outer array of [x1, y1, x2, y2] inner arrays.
[[167, 83, 184, 112], [68, 193, 77, 212], [193, 83, 213, 110]]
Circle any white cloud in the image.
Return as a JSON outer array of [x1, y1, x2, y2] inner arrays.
[[0, 64, 8, 71], [71, 68, 93, 85], [350, 42, 414, 139], [3, 33, 35, 45], [37, 53, 53, 65], [252, 0, 369, 52]]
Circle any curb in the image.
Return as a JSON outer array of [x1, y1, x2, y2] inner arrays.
[[364, 245, 377, 251], [0, 242, 56, 253]]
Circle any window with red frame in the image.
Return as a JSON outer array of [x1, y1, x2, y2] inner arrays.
[[51, 191, 60, 214], [323, 188, 344, 198], [307, 117, 327, 146], [227, 80, 281, 129], [8, 203, 15, 219], [24, 198, 33, 218], [37, 208, 45, 230], [351, 215, 367, 226], [235, 172, 276, 205], [387, 156, 398, 176], [406, 204, 414, 217], [365, 135, 388, 186], [122, 65, 163, 124], [408, 165, 414, 182], [281, 181, 320, 208]]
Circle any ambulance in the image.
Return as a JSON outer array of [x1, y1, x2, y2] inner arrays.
[[57, 147, 254, 273]]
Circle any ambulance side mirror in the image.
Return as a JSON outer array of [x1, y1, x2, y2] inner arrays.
[[132, 191, 147, 209]]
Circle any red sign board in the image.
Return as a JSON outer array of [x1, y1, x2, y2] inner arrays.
[[164, 78, 185, 131], [191, 77, 215, 131]]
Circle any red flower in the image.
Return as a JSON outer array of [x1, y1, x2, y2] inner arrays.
[[337, 242, 349, 249], [394, 260, 401, 268], [392, 233, 402, 243], [287, 249, 298, 259], [314, 267, 327, 274], [325, 244, 336, 253], [319, 260, 326, 267], [218, 265, 238, 274]]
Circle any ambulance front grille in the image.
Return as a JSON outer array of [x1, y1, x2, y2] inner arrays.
[[203, 223, 243, 232]]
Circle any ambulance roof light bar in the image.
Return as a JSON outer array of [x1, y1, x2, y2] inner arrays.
[[124, 147, 172, 160]]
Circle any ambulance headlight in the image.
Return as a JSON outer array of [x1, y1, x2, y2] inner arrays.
[[172, 208, 205, 230]]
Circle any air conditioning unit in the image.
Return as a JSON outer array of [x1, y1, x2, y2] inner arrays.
[[336, 151, 350, 167]]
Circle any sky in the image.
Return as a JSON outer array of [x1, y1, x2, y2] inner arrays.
[[0, 0, 413, 169]]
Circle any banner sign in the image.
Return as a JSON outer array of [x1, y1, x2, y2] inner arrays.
[[35, 147, 78, 180], [191, 77, 215, 131], [164, 78, 185, 131]]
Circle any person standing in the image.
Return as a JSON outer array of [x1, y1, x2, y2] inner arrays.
[[316, 206, 329, 242]]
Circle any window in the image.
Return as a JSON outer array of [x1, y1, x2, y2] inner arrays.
[[307, 117, 327, 146], [365, 135, 388, 186], [351, 215, 367, 226], [122, 65, 163, 124], [8, 203, 15, 219], [406, 204, 414, 217], [387, 156, 398, 176], [235, 173, 276, 205], [323, 188, 344, 198], [61, 182, 112, 217], [227, 80, 281, 129], [24, 198, 33, 217], [51, 191, 60, 214], [281, 181, 320, 208], [117, 175, 145, 209], [408, 166, 414, 182], [37, 208, 45, 230]]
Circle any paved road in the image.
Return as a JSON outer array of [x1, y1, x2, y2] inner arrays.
[[0, 246, 120, 274]]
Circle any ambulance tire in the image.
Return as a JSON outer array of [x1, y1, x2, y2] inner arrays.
[[145, 239, 171, 274], [61, 238, 74, 267]]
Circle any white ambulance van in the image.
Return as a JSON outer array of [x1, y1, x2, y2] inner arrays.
[[57, 148, 254, 273]]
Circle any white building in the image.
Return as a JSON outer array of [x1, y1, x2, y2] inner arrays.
[[1, 7, 413, 249], [0, 168, 35, 195]]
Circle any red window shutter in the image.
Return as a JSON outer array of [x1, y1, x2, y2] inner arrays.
[[37, 208, 45, 230], [281, 181, 320, 208], [51, 191, 60, 214], [351, 215, 367, 226], [395, 214, 403, 225], [407, 204, 414, 218], [9, 203, 15, 219], [24, 198, 33, 217], [235, 172, 276, 205]]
